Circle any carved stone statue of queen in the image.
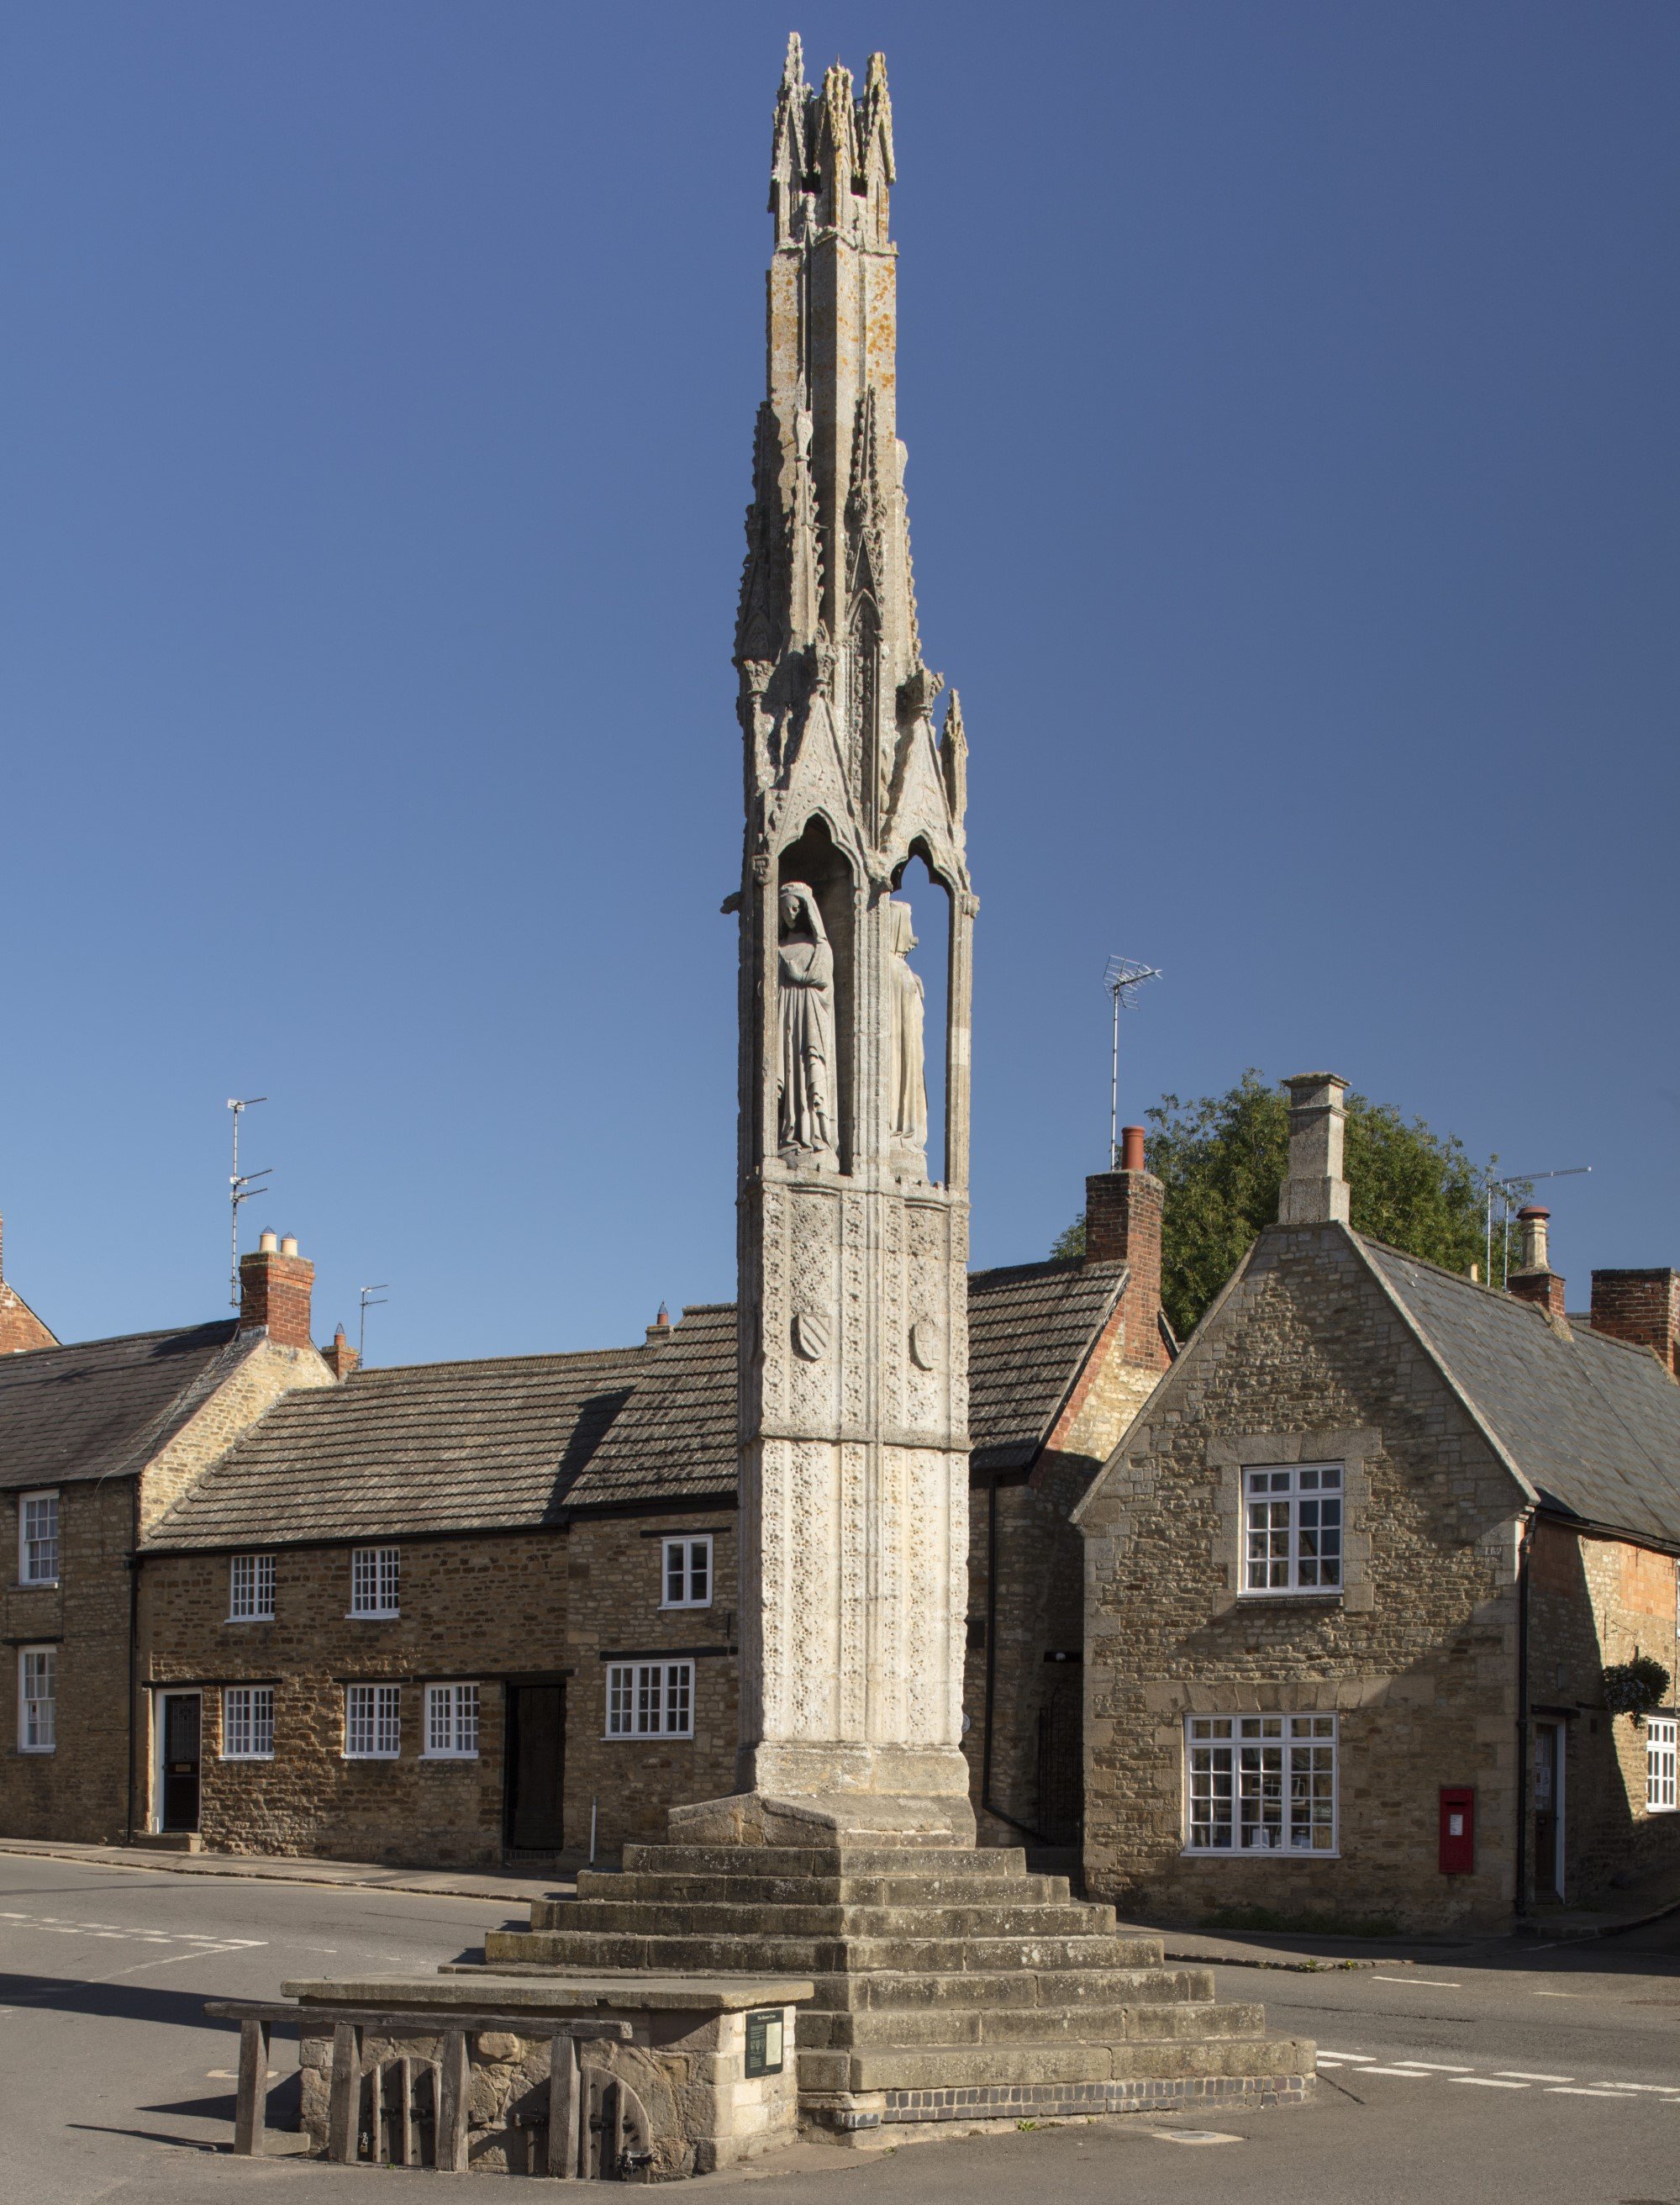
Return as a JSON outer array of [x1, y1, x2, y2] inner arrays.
[[777, 882, 836, 1163]]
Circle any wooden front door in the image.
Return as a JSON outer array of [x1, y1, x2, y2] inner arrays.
[[506, 1683, 565, 1853], [160, 1693, 202, 1833]]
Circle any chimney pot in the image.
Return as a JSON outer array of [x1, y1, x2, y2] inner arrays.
[[280, 1235, 298, 1258], [1278, 1072, 1351, 1226], [1119, 1124, 1146, 1174], [320, 1321, 360, 1380], [1509, 1204, 1566, 1318], [258, 1229, 278, 1254]]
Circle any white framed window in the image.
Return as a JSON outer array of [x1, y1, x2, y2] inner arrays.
[[424, 1682, 480, 1759], [344, 1683, 401, 1759], [1647, 1716, 1677, 1812], [1185, 1714, 1339, 1854], [661, 1536, 713, 1610], [18, 1647, 55, 1753], [350, 1546, 400, 1617], [220, 1685, 275, 1760], [1244, 1464, 1342, 1593], [605, 1659, 694, 1738], [20, 1491, 59, 1585], [229, 1554, 276, 1622]]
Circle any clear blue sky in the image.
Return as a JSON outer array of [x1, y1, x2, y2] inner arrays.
[[4, 3, 1676, 1364]]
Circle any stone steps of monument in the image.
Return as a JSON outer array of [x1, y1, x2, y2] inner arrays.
[[481, 1928, 1167, 1976], [799, 2033, 1315, 2097], [836, 1965, 1219, 2012], [552, 1899, 1113, 1939], [565, 1870, 1072, 1912], [619, 1844, 1030, 1881], [796, 1999, 1268, 2051]]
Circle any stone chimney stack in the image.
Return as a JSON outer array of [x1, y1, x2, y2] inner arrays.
[[1589, 1269, 1680, 1374], [1085, 1127, 1167, 1371], [1278, 1073, 1351, 1226], [1508, 1205, 1567, 1319], [320, 1324, 360, 1380], [239, 1228, 315, 1350]]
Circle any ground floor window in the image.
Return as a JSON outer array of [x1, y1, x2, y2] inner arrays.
[[1184, 1713, 1338, 1854], [345, 1683, 401, 1759], [605, 1659, 693, 1738], [220, 1685, 274, 1759], [424, 1682, 480, 1758], [18, 1647, 55, 1753], [1647, 1715, 1677, 1812]]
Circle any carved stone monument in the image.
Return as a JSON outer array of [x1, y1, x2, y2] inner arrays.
[[677, 33, 977, 1849], [476, 38, 1314, 2142]]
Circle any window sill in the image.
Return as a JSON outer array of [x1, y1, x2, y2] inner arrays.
[[226, 1617, 275, 1627], [658, 1602, 714, 1613], [220, 1753, 275, 1764], [17, 1745, 55, 1756], [342, 1753, 401, 1763], [345, 1612, 401, 1622], [420, 1751, 479, 1763], [1235, 1591, 1344, 1606], [603, 1733, 694, 1744], [17, 1580, 60, 1593], [1181, 1847, 1341, 1860]]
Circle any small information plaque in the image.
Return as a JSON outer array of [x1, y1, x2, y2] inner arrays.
[[744, 2007, 784, 2077]]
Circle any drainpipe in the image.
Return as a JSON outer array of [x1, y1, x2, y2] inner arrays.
[[1514, 1514, 1534, 1918], [125, 1484, 140, 1842], [981, 1476, 1040, 1842]]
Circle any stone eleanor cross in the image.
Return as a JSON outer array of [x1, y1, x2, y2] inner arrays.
[[678, 35, 977, 1847]]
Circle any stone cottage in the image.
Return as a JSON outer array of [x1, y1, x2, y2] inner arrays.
[[133, 1157, 1167, 1867], [1077, 1073, 1680, 1933], [0, 1231, 339, 1845]]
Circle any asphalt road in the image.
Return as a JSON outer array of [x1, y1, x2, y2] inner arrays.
[[2, 1850, 1677, 2204]]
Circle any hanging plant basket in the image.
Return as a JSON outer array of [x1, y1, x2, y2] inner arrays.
[[1601, 1656, 1671, 1725]]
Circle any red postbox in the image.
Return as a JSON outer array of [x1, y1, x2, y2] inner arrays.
[[1439, 1786, 1474, 1874]]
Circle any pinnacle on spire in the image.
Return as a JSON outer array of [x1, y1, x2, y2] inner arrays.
[[768, 36, 893, 242]]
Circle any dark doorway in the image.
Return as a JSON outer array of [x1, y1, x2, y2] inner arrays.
[[1035, 1677, 1083, 1847], [1533, 1722, 1562, 1900], [160, 1693, 201, 1833], [505, 1682, 566, 1854]]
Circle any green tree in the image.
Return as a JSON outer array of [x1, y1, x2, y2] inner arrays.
[[1052, 1071, 1519, 1340]]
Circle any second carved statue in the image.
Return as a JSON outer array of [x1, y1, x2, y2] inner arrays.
[[887, 897, 928, 1159]]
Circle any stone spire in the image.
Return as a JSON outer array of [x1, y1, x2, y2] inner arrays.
[[693, 38, 977, 1844]]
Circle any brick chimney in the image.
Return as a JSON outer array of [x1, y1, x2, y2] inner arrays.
[[320, 1323, 360, 1380], [1508, 1205, 1567, 1319], [1589, 1269, 1680, 1374], [0, 1213, 56, 1354], [1278, 1073, 1351, 1226], [238, 1229, 315, 1349], [645, 1300, 673, 1346], [1085, 1127, 1167, 1370]]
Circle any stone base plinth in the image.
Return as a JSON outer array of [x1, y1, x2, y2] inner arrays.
[[478, 1838, 1314, 2143]]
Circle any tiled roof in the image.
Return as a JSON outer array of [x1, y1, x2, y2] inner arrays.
[[0, 1321, 251, 1492], [144, 1261, 1127, 1550], [968, 1258, 1126, 1471], [1364, 1240, 1680, 1546]]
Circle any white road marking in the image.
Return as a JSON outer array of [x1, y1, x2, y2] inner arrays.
[[1595, 2083, 1678, 2094], [1495, 2072, 1573, 2082], [1546, 2087, 1629, 2098], [1452, 2078, 1529, 2090], [1150, 2132, 1241, 2146], [1372, 1975, 1461, 1987], [1391, 2061, 1473, 2072], [0, 1909, 265, 1950], [1359, 2067, 1434, 2077]]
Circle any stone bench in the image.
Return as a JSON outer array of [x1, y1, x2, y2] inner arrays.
[[205, 1972, 813, 2180]]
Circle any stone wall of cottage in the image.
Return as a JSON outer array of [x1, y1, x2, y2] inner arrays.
[[140, 1338, 337, 1532], [139, 1532, 571, 1867], [1528, 1522, 1680, 1902], [1, 1480, 135, 1844], [561, 1512, 739, 1854], [1080, 1224, 1526, 1934]]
